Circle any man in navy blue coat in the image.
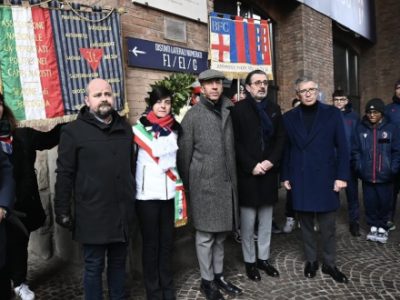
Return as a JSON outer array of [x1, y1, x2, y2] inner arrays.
[[282, 76, 350, 283]]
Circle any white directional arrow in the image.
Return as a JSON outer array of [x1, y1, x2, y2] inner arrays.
[[129, 46, 146, 56]]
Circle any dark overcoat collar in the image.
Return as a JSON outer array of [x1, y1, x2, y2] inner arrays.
[[287, 102, 334, 149]]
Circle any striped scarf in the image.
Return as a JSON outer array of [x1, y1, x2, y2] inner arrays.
[[133, 121, 188, 227]]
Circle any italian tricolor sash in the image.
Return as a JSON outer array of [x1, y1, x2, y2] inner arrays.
[[133, 122, 188, 228]]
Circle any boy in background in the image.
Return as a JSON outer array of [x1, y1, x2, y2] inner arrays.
[[352, 98, 400, 243]]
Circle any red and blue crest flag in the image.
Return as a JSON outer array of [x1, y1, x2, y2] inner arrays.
[[0, 1, 124, 125], [209, 13, 273, 79]]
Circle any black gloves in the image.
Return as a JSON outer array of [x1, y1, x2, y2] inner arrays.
[[55, 214, 73, 230]]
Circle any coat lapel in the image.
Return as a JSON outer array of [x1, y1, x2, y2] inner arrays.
[[287, 104, 331, 149], [304, 103, 325, 144], [288, 107, 308, 148], [221, 97, 233, 130]]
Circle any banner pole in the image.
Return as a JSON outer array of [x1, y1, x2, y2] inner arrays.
[[236, 2, 241, 101]]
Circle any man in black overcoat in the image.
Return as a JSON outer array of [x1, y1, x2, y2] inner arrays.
[[54, 78, 136, 299], [230, 69, 286, 282]]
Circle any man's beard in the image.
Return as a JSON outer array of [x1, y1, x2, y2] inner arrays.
[[95, 101, 114, 119]]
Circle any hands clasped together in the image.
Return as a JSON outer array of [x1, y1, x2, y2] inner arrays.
[[252, 160, 273, 176]]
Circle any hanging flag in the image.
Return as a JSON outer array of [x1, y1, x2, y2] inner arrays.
[[209, 13, 273, 79], [0, 2, 125, 124]]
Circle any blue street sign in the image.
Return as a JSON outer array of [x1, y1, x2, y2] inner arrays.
[[126, 37, 208, 74]]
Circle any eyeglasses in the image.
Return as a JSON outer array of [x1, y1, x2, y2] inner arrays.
[[396, 86, 400, 90], [297, 88, 318, 95], [366, 110, 381, 115], [251, 80, 268, 87], [333, 97, 348, 102]]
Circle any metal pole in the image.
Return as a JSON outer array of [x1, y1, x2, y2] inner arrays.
[[236, 2, 241, 102]]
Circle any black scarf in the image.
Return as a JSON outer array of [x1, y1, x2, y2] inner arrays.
[[254, 98, 273, 150]]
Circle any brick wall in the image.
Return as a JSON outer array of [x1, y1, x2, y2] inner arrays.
[[360, 0, 400, 106], [121, 1, 209, 124], [274, 4, 333, 112]]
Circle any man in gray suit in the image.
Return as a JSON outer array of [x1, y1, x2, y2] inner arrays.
[[178, 69, 241, 300]]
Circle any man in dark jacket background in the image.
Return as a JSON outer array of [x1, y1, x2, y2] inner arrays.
[[54, 78, 136, 300], [352, 98, 400, 244], [230, 70, 286, 282], [282, 76, 349, 284], [384, 79, 400, 231], [331, 90, 360, 236]]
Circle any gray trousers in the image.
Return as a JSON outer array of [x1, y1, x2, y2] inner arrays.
[[298, 211, 336, 267], [195, 231, 227, 281], [240, 205, 273, 263]]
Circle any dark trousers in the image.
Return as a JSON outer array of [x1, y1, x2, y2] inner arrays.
[[0, 224, 12, 300], [0, 265, 12, 300], [5, 222, 29, 286], [298, 211, 336, 267], [345, 173, 359, 224], [285, 191, 295, 218], [83, 242, 127, 300], [362, 181, 392, 230], [389, 173, 400, 221], [136, 199, 175, 300]]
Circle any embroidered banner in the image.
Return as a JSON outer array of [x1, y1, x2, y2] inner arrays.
[[0, 2, 124, 122], [209, 13, 273, 79]]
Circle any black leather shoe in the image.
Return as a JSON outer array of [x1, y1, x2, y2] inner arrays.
[[349, 222, 361, 237], [200, 279, 225, 300], [304, 261, 319, 278], [214, 276, 243, 296], [245, 262, 261, 281], [257, 259, 279, 277], [321, 264, 348, 283]]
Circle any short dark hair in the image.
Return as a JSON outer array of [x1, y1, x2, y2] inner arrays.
[[0, 93, 17, 131], [146, 86, 172, 108], [245, 70, 267, 85], [394, 79, 400, 89], [332, 89, 347, 98]]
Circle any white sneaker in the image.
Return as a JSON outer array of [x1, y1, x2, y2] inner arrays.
[[366, 226, 378, 242], [376, 227, 388, 244], [283, 217, 296, 233], [14, 283, 35, 300]]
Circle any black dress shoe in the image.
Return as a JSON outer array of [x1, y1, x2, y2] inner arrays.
[[321, 264, 348, 283], [304, 261, 319, 278], [349, 222, 361, 237], [257, 259, 279, 277], [245, 262, 261, 281], [214, 276, 243, 295], [200, 279, 225, 300]]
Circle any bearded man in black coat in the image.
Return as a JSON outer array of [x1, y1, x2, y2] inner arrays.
[[230, 70, 286, 282], [55, 78, 136, 299]]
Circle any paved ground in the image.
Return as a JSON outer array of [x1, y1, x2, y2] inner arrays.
[[27, 192, 400, 299]]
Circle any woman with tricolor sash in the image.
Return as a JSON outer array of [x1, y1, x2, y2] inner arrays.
[[132, 86, 187, 300]]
